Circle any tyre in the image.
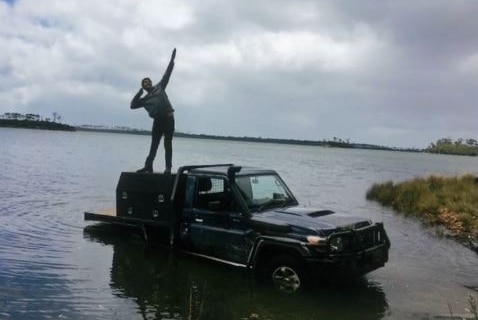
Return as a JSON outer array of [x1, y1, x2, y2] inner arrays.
[[267, 255, 305, 293]]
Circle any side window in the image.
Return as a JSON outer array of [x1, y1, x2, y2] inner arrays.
[[194, 177, 236, 212], [183, 176, 196, 209]]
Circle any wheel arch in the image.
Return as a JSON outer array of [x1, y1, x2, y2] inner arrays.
[[250, 239, 307, 272]]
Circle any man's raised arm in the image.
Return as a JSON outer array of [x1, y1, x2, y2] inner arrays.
[[158, 48, 176, 89]]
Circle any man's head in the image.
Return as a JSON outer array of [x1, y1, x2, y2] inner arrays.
[[141, 77, 153, 91]]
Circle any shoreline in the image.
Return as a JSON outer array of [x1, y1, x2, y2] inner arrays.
[[75, 126, 421, 152], [2, 120, 477, 156], [367, 174, 478, 253], [0, 119, 75, 131]]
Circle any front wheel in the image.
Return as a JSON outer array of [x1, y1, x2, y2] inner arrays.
[[268, 255, 306, 293]]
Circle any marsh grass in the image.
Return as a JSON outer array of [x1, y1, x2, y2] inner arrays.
[[367, 174, 478, 241], [468, 295, 478, 320]]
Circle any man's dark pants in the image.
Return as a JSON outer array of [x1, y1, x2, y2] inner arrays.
[[145, 115, 175, 170]]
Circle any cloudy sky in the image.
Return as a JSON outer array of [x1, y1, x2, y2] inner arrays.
[[1, 0, 478, 148]]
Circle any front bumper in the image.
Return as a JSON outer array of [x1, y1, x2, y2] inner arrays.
[[305, 243, 389, 277], [305, 223, 391, 276]]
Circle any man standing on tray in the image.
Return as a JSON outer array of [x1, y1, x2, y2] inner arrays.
[[130, 48, 176, 174]]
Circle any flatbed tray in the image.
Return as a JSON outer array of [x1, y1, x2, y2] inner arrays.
[[84, 209, 173, 228]]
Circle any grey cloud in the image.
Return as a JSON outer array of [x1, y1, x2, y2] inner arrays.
[[1, 0, 478, 149]]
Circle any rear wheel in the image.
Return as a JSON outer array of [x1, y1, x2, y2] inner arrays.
[[268, 255, 305, 293]]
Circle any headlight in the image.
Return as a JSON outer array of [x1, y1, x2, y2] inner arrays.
[[306, 235, 327, 246], [329, 236, 344, 252]]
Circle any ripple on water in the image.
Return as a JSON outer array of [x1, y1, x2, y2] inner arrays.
[[0, 211, 117, 320]]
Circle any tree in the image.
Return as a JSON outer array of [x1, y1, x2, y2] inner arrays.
[[427, 137, 478, 156], [52, 112, 62, 123], [466, 139, 477, 146]]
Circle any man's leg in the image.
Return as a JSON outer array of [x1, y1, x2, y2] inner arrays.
[[163, 116, 175, 173], [137, 119, 163, 173]]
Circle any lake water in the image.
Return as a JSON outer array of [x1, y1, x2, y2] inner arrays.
[[1, 127, 477, 319]]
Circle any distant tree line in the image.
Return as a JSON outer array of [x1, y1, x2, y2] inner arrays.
[[4, 112, 475, 156], [0, 112, 74, 131], [426, 138, 478, 156], [1, 112, 62, 123]]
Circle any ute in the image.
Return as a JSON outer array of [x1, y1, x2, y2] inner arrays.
[[85, 164, 390, 292]]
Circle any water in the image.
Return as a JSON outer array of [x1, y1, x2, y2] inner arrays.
[[1, 127, 477, 319]]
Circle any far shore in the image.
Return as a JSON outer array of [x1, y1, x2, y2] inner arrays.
[[75, 125, 421, 152], [0, 119, 75, 131], [1, 120, 411, 151], [3, 119, 478, 156]]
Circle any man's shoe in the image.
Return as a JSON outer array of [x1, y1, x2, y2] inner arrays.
[[136, 166, 153, 173]]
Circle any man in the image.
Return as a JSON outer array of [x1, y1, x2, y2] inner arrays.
[[131, 48, 176, 174]]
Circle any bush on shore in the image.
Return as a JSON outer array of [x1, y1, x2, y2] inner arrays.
[[366, 174, 478, 241]]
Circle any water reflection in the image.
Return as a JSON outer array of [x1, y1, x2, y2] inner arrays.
[[84, 224, 389, 320]]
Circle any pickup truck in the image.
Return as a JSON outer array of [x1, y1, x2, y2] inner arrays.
[[85, 164, 390, 292]]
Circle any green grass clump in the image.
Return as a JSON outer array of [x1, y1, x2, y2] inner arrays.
[[367, 174, 478, 239]]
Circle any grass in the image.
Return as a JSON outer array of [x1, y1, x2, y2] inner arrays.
[[469, 295, 478, 320], [366, 174, 478, 242]]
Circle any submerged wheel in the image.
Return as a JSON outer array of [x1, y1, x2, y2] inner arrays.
[[268, 255, 305, 293]]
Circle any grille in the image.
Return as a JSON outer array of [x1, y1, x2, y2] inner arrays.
[[328, 224, 387, 254], [356, 227, 384, 249]]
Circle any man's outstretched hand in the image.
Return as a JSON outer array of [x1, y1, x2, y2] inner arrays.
[[172, 48, 176, 60]]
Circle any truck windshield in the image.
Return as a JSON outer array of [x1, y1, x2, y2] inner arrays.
[[235, 174, 294, 212]]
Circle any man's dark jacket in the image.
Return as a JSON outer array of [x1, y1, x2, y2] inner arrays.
[[130, 57, 175, 118]]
